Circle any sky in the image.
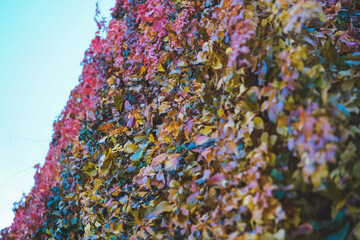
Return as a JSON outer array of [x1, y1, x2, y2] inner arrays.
[[0, 0, 115, 230]]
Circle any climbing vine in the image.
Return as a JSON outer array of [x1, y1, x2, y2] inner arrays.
[[2, 0, 360, 239]]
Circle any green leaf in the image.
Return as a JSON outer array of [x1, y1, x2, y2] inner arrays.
[[353, 162, 360, 178], [326, 221, 349, 240]]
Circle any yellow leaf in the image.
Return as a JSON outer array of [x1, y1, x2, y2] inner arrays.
[[270, 135, 277, 147], [106, 76, 115, 85], [84, 224, 91, 238], [130, 210, 143, 225], [276, 126, 288, 136], [200, 126, 214, 135], [217, 108, 225, 118], [211, 55, 223, 70], [261, 132, 269, 144], [159, 101, 171, 114], [152, 201, 174, 216], [261, 18, 268, 27], [125, 203, 132, 213], [145, 147, 155, 164], [146, 177, 151, 189], [123, 142, 138, 153], [253, 117, 264, 129], [134, 135, 147, 143], [184, 86, 189, 93], [148, 134, 155, 142], [157, 63, 165, 72], [262, 229, 285, 240], [354, 223, 360, 239], [226, 47, 232, 55], [279, 38, 286, 49], [45, 229, 52, 236], [93, 179, 103, 192], [277, 115, 288, 128], [165, 153, 180, 171], [331, 197, 348, 218], [164, 136, 171, 144]]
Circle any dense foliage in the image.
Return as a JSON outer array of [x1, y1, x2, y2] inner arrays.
[[2, 0, 360, 239]]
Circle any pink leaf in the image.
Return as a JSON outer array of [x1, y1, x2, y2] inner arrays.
[[154, 4, 164, 15], [127, 116, 136, 128], [194, 135, 211, 146], [187, 191, 199, 205], [184, 119, 193, 133], [151, 154, 167, 167], [153, 17, 166, 33], [124, 101, 132, 110], [209, 173, 226, 185]]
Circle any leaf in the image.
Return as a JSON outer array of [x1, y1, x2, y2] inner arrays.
[[331, 197, 348, 219], [153, 17, 166, 33], [83, 162, 97, 177], [86, 110, 97, 121], [345, 60, 360, 67], [226, 47, 232, 55], [186, 191, 199, 206], [211, 55, 222, 69], [93, 179, 103, 192], [114, 94, 124, 111], [337, 104, 350, 116], [353, 162, 360, 178], [326, 221, 349, 240], [99, 150, 114, 176], [165, 154, 180, 171], [200, 126, 214, 135], [194, 135, 211, 146], [159, 101, 171, 114], [354, 223, 360, 239], [291, 223, 313, 237], [123, 142, 138, 153], [262, 229, 285, 240], [127, 116, 136, 128], [209, 173, 226, 185], [148, 134, 155, 142], [45, 229, 52, 236], [147, 201, 174, 219], [145, 147, 156, 164], [196, 169, 211, 184], [157, 63, 165, 72], [151, 154, 167, 167], [253, 116, 264, 129], [184, 119, 193, 133], [312, 210, 345, 231], [131, 149, 144, 162], [217, 108, 225, 118], [84, 224, 92, 238], [187, 142, 197, 150]]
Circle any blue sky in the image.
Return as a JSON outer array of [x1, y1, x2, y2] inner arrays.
[[0, 0, 114, 230]]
